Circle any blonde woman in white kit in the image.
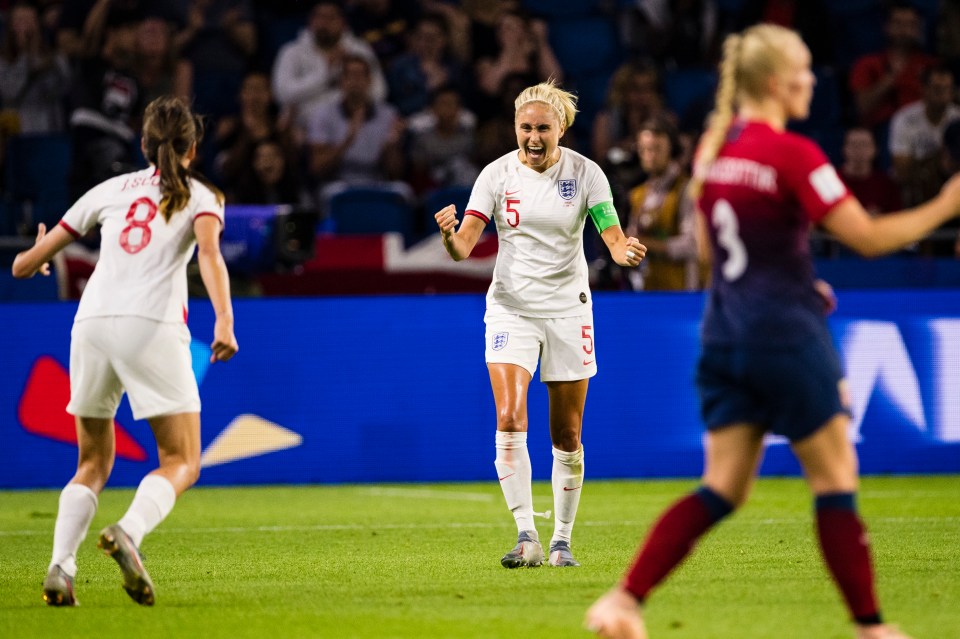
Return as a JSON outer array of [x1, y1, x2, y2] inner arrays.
[[13, 95, 238, 607], [436, 80, 645, 568]]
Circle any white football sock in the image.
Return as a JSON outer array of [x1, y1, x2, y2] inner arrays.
[[551, 446, 584, 545], [494, 431, 536, 533], [49, 483, 98, 578], [117, 474, 176, 548]]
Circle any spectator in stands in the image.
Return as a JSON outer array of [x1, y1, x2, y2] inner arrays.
[[134, 16, 192, 104], [592, 62, 673, 209], [57, 0, 180, 60], [65, 18, 146, 200], [474, 10, 563, 120], [272, 0, 386, 129], [407, 84, 478, 195], [346, 0, 419, 72], [839, 127, 901, 217], [306, 54, 408, 210], [849, 2, 936, 131], [461, 0, 518, 62], [624, 116, 699, 291], [225, 136, 306, 206], [889, 65, 960, 208], [173, 0, 256, 118], [214, 70, 297, 187], [0, 1, 71, 136], [937, 0, 960, 81], [622, 0, 720, 69], [420, 0, 472, 65], [474, 71, 528, 168], [387, 12, 469, 117]]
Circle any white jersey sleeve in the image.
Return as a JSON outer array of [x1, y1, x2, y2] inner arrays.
[[59, 180, 114, 237], [584, 160, 614, 208], [189, 179, 225, 225], [465, 161, 501, 224]]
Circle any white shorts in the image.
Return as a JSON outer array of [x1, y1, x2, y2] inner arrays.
[[67, 316, 201, 420], [484, 309, 598, 382]]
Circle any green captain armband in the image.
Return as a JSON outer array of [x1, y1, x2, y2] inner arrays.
[[588, 201, 619, 233]]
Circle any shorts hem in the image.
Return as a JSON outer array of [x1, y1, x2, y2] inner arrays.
[[485, 357, 536, 378], [132, 401, 201, 421], [541, 369, 597, 383]]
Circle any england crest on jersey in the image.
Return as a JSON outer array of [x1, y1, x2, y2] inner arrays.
[[492, 332, 509, 351], [558, 179, 577, 200]]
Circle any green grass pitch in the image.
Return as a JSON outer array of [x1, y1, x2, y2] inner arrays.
[[1, 476, 957, 639]]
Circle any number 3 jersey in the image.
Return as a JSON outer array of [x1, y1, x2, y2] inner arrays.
[[697, 121, 850, 346], [59, 167, 224, 323], [466, 148, 615, 318]]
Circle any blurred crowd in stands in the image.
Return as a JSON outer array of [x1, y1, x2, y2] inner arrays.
[[2, 0, 960, 293]]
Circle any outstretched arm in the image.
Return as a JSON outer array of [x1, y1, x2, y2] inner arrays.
[[821, 173, 960, 257], [12, 224, 74, 278], [194, 215, 238, 363]]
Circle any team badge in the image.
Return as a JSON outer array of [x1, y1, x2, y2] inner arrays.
[[492, 332, 509, 351], [558, 179, 577, 200]]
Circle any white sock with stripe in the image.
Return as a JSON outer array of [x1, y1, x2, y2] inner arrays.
[[494, 431, 536, 533], [49, 483, 98, 578], [551, 446, 584, 545]]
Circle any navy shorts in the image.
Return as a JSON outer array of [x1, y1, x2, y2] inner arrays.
[[695, 331, 848, 442]]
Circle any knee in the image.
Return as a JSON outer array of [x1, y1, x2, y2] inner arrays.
[[496, 410, 526, 433], [163, 456, 201, 491], [552, 428, 581, 452], [75, 457, 113, 492], [182, 459, 201, 489]]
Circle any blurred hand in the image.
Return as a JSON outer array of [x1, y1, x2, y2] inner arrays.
[[940, 172, 960, 214], [813, 279, 837, 315], [615, 236, 646, 268], [33, 224, 51, 276], [434, 204, 459, 239], [210, 316, 238, 363]]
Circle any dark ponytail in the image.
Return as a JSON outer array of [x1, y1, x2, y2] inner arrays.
[[142, 96, 224, 221]]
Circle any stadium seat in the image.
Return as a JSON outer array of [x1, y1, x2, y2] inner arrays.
[[663, 69, 717, 121], [327, 186, 414, 238], [547, 16, 621, 78], [3, 133, 72, 232]]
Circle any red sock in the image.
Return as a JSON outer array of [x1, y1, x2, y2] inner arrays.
[[815, 493, 882, 625], [623, 487, 733, 601]]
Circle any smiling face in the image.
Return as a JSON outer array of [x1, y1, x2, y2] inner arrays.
[[515, 102, 563, 172]]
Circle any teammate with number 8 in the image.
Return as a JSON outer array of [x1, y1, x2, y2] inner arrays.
[[435, 80, 644, 569], [585, 24, 960, 639], [12, 96, 237, 607]]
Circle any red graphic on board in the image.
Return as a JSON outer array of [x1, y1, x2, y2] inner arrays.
[[18, 356, 148, 462]]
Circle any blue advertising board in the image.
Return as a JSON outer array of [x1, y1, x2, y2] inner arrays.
[[1, 290, 958, 488]]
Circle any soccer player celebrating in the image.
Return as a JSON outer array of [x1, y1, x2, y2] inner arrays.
[[13, 96, 238, 607], [585, 24, 960, 639], [435, 80, 644, 568]]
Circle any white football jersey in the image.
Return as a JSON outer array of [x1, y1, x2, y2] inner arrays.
[[466, 148, 613, 317], [59, 167, 224, 323]]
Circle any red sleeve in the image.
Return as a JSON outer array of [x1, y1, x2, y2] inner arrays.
[[781, 136, 850, 223]]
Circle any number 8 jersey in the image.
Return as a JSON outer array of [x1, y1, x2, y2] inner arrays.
[[697, 121, 850, 346], [59, 167, 224, 323]]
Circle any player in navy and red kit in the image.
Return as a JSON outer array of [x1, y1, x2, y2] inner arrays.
[[585, 24, 960, 639]]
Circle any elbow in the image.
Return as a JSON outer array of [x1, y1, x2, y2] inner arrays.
[[11, 257, 31, 279]]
